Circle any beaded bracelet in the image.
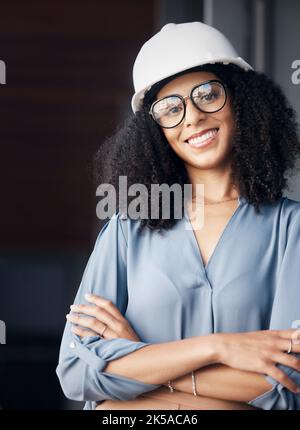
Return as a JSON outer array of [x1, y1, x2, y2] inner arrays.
[[192, 371, 198, 396], [167, 380, 175, 392]]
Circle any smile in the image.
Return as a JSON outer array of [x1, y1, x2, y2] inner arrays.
[[186, 128, 219, 148]]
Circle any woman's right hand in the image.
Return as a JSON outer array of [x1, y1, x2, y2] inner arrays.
[[215, 329, 300, 393]]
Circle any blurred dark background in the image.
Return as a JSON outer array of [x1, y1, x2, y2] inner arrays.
[[0, 0, 299, 410]]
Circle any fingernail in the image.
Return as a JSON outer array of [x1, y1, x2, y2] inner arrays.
[[70, 305, 76, 310], [85, 293, 92, 299], [66, 314, 70, 318]]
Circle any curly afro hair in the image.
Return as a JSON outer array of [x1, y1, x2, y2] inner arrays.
[[93, 63, 300, 233]]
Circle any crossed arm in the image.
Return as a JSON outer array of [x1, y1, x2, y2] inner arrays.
[[101, 345, 272, 405], [101, 357, 270, 410], [66, 294, 300, 407], [167, 363, 272, 403]]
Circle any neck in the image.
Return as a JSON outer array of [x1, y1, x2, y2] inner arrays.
[[184, 163, 239, 202]]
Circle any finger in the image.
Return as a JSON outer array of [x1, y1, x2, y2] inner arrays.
[[71, 325, 99, 338], [66, 313, 115, 339], [69, 304, 121, 333], [272, 351, 300, 374], [277, 339, 300, 354], [267, 365, 300, 393], [84, 293, 124, 322], [276, 329, 300, 340], [291, 329, 300, 345]]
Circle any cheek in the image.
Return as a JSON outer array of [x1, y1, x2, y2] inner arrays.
[[218, 108, 235, 142]]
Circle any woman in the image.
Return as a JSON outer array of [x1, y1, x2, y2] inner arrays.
[[56, 22, 300, 410]]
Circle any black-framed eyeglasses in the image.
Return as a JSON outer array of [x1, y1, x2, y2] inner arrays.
[[148, 79, 227, 129]]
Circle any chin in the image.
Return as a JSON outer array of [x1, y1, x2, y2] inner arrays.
[[189, 150, 230, 169]]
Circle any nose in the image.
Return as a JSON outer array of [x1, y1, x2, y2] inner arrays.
[[184, 97, 207, 126]]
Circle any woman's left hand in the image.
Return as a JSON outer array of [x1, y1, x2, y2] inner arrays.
[[66, 293, 141, 342]]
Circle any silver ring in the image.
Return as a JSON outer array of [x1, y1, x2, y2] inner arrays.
[[287, 339, 293, 354], [100, 324, 107, 338]]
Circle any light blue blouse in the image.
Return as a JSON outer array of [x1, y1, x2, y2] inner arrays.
[[56, 196, 300, 410]]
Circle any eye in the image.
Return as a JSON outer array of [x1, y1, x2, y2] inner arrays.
[[161, 100, 183, 116], [200, 91, 218, 102], [154, 96, 183, 117], [168, 105, 182, 114]]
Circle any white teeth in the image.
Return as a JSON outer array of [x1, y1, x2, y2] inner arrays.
[[187, 129, 218, 145]]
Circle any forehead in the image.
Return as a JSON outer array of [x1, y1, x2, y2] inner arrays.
[[156, 71, 218, 99]]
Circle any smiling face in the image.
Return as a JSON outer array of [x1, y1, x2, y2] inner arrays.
[[155, 71, 236, 172]]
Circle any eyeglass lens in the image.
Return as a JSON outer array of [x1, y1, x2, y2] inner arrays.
[[151, 81, 226, 128]]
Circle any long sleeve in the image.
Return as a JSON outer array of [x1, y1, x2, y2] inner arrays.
[[247, 210, 300, 409], [56, 212, 161, 407]]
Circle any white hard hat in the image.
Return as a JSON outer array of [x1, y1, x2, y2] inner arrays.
[[131, 21, 254, 113]]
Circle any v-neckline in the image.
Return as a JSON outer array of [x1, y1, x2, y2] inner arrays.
[[184, 196, 245, 272]]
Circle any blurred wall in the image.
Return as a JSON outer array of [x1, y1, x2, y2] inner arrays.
[[210, 0, 300, 200], [273, 0, 300, 199], [0, 0, 156, 410]]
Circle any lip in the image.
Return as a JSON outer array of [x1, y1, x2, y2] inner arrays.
[[185, 128, 219, 143], [186, 128, 219, 149]]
